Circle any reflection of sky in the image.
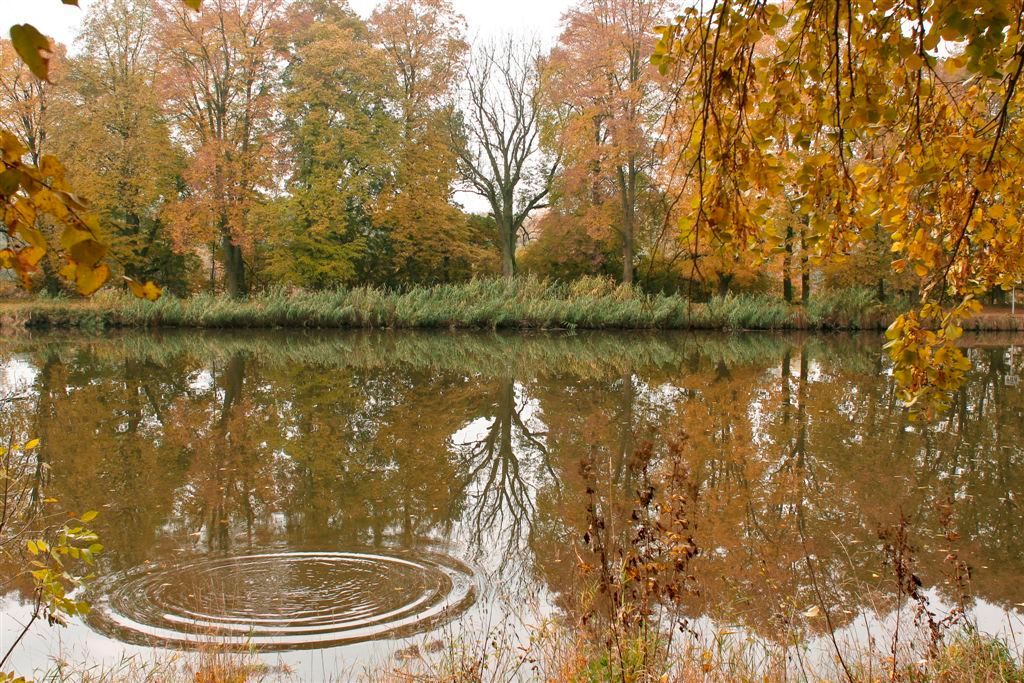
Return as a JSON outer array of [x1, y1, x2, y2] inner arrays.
[[0, 357, 38, 396]]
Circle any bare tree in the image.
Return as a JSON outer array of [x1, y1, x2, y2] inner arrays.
[[452, 37, 560, 278]]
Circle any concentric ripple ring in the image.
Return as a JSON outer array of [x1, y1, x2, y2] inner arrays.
[[87, 550, 476, 651]]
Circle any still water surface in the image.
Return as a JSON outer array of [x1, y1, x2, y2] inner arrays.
[[1, 331, 1022, 678]]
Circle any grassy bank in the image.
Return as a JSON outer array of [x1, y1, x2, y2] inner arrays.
[[5, 278, 1020, 333], [0, 277, 952, 332]]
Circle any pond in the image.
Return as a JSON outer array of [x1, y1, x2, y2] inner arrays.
[[1, 330, 1022, 679]]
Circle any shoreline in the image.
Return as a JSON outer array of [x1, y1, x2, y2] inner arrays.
[[1, 289, 1021, 333]]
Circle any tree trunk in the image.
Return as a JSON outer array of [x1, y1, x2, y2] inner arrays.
[[499, 203, 517, 278], [219, 353, 246, 428], [783, 225, 794, 303], [618, 161, 637, 286], [221, 233, 247, 298], [717, 272, 733, 298], [799, 222, 810, 304], [623, 229, 634, 285], [781, 348, 792, 422]]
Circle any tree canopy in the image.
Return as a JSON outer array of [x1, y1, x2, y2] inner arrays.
[[2, 0, 1023, 407]]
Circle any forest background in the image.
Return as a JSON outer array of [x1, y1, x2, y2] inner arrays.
[[1, 0, 921, 303]]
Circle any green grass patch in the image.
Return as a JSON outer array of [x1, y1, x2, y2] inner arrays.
[[0, 279, 940, 332]]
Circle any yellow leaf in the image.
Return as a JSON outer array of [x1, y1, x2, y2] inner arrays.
[[125, 277, 146, 299], [80, 510, 99, 523], [60, 261, 77, 281], [0, 169, 21, 195], [9, 24, 53, 82], [38, 155, 64, 180], [25, 438, 40, 450], [18, 225, 47, 251], [19, 246, 46, 268], [60, 226, 93, 252], [69, 237, 107, 268], [75, 262, 110, 296], [142, 281, 163, 301], [125, 277, 162, 301]]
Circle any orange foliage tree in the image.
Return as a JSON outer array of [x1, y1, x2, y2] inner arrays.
[[545, 0, 673, 286], [154, 0, 286, 297], [368, 0, 482, 285]]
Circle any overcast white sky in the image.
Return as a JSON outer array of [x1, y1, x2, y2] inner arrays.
[[2, 0, 574, 48]]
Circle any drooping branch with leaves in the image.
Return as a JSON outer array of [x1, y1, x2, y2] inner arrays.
[[653, 0, 1024, 411]]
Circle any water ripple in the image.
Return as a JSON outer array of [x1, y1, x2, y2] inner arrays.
[[88, 550, 476, 651]]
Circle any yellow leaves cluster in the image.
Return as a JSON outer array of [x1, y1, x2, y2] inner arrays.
[[884, 297, 981, 417], [655, 0, 1024, 412], [1, 130, 161, 299], [1, 131, 109, 294]]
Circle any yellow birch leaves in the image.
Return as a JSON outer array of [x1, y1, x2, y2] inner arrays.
[[654, 0, 1024, 413]]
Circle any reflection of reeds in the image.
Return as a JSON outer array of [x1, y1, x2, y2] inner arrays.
[[1, 327, 817, 381]]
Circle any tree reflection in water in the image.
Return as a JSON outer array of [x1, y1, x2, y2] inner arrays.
[[0, 330, 1022, 650]]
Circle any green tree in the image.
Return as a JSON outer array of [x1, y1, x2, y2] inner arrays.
[[265, 0, 398, 289], [50, 0, 190, 293]]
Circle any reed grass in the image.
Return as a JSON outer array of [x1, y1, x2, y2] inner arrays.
[[0, 277, 961, 332], [32, 623, 1018, 682]]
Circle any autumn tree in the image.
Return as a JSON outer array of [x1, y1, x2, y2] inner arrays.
[[653, 0, 1024, 409], [266, 0, 398, 289], [546, 0, 672, 285], [451, 38, 560, 278], [50, 0, 188, 292], [368, 0, 481, 285], [0, 40, 58, 167], [154, 0, 285, 297]]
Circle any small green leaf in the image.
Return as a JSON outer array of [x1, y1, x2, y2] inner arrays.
[[80, 510, 99, 522], [27, 540, 39, 555]]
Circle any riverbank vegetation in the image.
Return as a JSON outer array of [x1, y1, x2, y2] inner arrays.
[[1, 279, 903, 331], [23, 628, 1024, 682], [4, 278, 1021, 333]]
